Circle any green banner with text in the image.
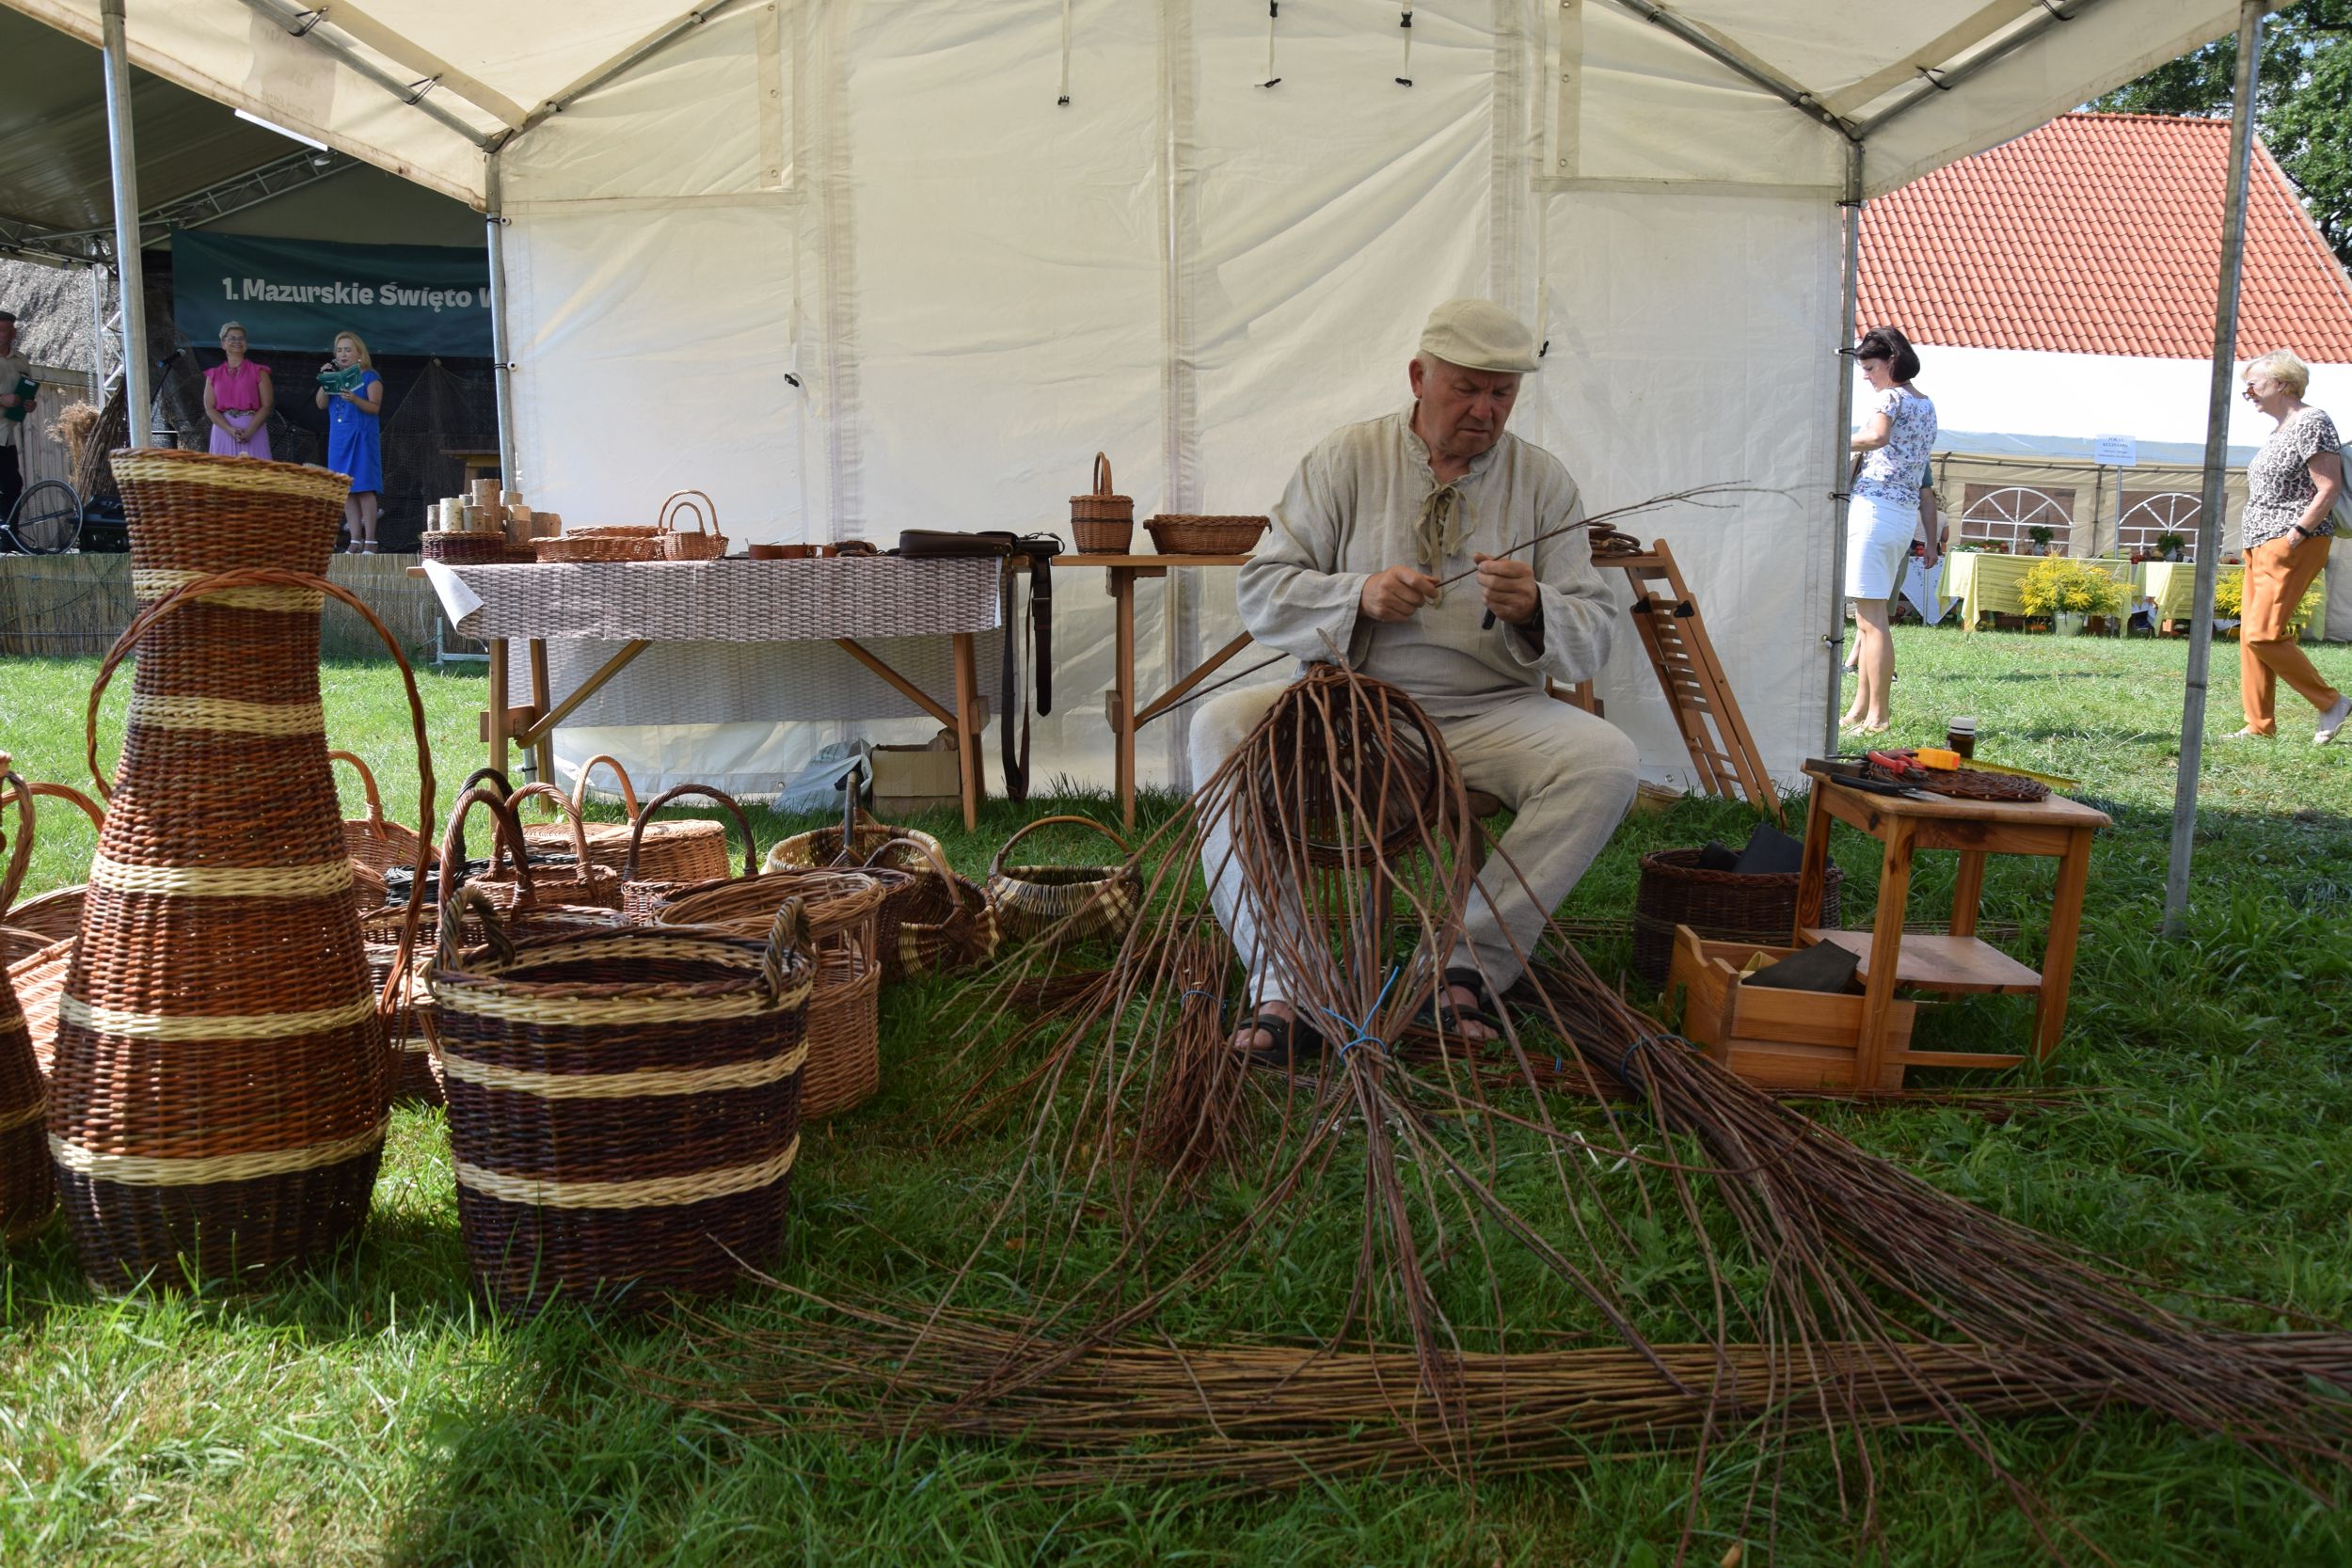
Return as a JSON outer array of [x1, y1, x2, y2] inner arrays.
[[173, 230, 491, 358]]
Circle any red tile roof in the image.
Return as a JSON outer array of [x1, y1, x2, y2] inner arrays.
[[1859, 113, 2352, 362]]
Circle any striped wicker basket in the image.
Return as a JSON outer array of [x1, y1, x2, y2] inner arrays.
[[862, 835, 999, 981], [658, 490, 727, 562], [1071, 452, 1134, 554], [0, 773, 56, 1243], [618, 784, 759, 922], [764, 813, 946, 875], [651, 869, 890, 1117], [51, 451, 402, 1288], [540, 754, 735, 888], [425, 889, 814, 1315], [984, 815, 1141, 948]]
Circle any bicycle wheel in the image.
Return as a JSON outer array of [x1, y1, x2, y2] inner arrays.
[[6, 479, 81, 554]]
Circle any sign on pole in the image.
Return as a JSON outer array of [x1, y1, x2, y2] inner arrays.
[[2092, 434, 2137, 468], [171, 230, 492, 358]]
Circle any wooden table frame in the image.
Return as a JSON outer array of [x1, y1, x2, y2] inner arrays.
[[1791, 768, 2108, 1085], [1066, 553, 1253, 830], [415, 567, 992, 830]]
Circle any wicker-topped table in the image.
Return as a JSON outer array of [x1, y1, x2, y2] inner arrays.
[[416, 557, 1004, 829]]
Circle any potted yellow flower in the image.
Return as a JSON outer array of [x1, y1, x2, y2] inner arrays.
[[2019, 554, 2126, 635]]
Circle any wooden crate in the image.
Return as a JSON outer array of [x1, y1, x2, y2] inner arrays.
[[1665, 925, 1912, 1092]]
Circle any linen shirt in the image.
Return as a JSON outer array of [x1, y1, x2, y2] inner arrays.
[[2242, 406, 2342, 549], [1236, 406, 1617, 719]]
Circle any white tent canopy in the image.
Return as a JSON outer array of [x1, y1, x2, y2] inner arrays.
[[3, 0, 2257, 796]]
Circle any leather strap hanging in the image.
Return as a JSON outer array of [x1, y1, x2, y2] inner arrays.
[[891, 530, 1059, 803]]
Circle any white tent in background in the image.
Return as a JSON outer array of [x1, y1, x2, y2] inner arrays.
[[1, 0, 2266, 803]]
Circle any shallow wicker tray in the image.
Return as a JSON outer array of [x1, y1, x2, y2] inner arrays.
[[1145, 515, 1268, 555], [532, 531, 664, 563], [421, 531, 532, 566]]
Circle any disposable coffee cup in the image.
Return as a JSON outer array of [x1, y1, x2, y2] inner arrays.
[[1947, 716, 1977, 759]]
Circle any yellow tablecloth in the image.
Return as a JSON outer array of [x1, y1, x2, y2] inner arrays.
[[2140, 560, 2327, 630], [1936, 554, 2137, 630]]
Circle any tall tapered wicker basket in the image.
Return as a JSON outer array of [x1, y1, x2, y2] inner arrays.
[[48, 451, 393, 1289]]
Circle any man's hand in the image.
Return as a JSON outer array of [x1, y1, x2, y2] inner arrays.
[[1473, 553, 1541, 626], [1359, 564, 1439, 623]]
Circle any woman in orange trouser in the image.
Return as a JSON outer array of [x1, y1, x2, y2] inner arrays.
[[2229, 351, 2348, 745]]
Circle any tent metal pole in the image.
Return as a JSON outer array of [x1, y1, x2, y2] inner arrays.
[[484, 153, 519, 489], [2163, 0, 2265, 940], [98, 0, 151, 448], [1823, 138, 1863, 755]]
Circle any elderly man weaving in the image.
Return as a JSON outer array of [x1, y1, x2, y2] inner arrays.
[[1191, 298, 1638, 1059]]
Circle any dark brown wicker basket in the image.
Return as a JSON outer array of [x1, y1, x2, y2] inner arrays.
[[51, 452, 406, 1289], [485, 784, 622, 911], [984, 814, 1141, 947], [0, 773, 56, 1243], [420, 531, 531, 565], [862, 836, 999, 980], [425, 889, 814, 1315], [1071, 451, 1134, 553], [1629, 847, 1843, 989]]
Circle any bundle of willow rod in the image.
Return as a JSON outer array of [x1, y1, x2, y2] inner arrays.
[[656, 640, 2351, 1544]]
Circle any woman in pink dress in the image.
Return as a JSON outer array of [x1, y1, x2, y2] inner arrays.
[[201, 322, 274, 459]]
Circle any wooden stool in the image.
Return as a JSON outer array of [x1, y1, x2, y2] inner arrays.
[[1791, 767, 2109, 1086]]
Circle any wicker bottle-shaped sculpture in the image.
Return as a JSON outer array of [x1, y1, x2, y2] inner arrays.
[[0, 772, 57, 1243], [49, 450, 388, 1288]]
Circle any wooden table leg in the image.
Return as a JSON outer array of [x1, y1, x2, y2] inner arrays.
[[1111, 569, 1137, 831], [1853, 823, 1916, 1088], [951, 631, 981, 832], [2031, 826, 2094, 1061], [1950, 848, 1986, 940], [527, 638, 553, 789], [486, 637, 511, 780], [1792, 783, 1834, 940]]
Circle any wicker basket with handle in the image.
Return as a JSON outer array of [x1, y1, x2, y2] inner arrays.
[[0, 781, 104, 947], [545, 754, 734, 887], [658, 490, 727, 562], [332, 751, 437, 881], [764, 810, 946, 875], [425, 887, 814, 1315], [1145, 515, 1270, 556], [984, 815, 1142, 948], [619, 784, 759, 921], [1070, 452, 1134, 554], [0, 771, 56, 1243], [650, 867, 890, 1117], [485, 784, 623, 911], [862, 835, 999, 981]]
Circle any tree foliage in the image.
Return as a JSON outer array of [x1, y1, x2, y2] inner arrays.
[[2091, 2, 2352, 267]]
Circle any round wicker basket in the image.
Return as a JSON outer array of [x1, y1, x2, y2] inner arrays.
[[984, 815, 1141, 948]]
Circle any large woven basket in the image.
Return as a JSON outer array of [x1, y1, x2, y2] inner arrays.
[[1145, 515, 1269, 556], [765, 813, 946, 875], [652, 869, 890, 1118], [862, 836, 999, 981], [1629, 847, 1844, 989], [619, 784, 759, 922], [53, 453, 407, 1288], [984, 815, 1141, 948], [547, 754, 734, 887], [1071, 452, 1134, 554], [531, 526, 663, 564], [658, 490, 727, 562], [485, 784, 623, 911], [426, 889, 814, 1316], [0, 773, 56, 1243]]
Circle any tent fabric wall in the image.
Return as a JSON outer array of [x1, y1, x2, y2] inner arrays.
[[14, 0, 2262, 793]]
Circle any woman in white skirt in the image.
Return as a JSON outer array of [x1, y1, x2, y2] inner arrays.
[[1842, 326, 1937, 734]]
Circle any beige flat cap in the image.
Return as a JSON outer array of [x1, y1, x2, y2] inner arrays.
[[1418, 298, 1539, 374]]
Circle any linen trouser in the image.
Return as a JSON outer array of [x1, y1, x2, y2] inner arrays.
[[2239, 531, 2340, 734], [1189, 683, 1640, 1009]]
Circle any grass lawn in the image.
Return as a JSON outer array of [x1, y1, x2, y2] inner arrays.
[[2, 625, 2349, 1566]]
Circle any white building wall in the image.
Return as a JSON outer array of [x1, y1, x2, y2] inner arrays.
[[1875, 344, 2352, 449]]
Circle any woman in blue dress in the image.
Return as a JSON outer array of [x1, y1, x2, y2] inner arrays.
[[315, 330, 385, 552]]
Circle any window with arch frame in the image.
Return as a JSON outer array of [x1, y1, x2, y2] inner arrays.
[[1960, 483, 2075, 550]]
